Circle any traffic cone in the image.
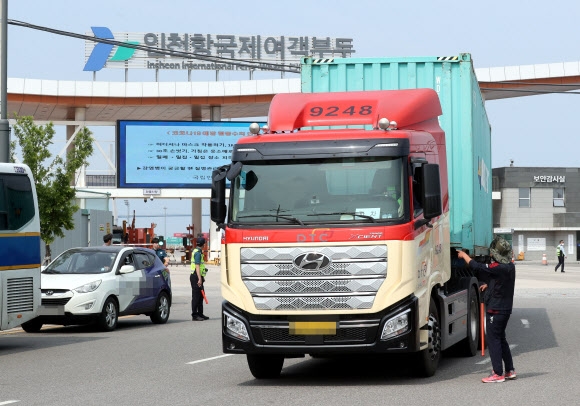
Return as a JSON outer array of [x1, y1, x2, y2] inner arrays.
[[542, 253, 547, 265]]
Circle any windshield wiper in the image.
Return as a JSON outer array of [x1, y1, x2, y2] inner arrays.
[[42, 269, 61, 274], [306, 212, 376, 223], [237, 213, 304, 226]]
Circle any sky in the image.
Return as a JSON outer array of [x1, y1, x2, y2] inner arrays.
[[6, 0, 580, 237]]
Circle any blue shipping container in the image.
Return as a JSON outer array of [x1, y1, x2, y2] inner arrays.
[[301, 54, 492, 255]]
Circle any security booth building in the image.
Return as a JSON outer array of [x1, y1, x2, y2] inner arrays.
[[492, 166, 579, 262]]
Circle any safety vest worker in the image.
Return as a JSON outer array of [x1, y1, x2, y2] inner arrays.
[[191, 244, 207, 277]]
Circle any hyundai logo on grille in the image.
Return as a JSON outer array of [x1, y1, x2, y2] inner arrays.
[[293, 252, 331, 271], [46, 290, 54, 296]]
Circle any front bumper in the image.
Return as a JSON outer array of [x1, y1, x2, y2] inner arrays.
[[222, 295, 420, 356], [36, 290, 104, 325]]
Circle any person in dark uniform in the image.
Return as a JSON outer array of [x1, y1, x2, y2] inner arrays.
[[457, 236, 516, 383], [152, 237, 169, 267], [190, 237, 208, 321]]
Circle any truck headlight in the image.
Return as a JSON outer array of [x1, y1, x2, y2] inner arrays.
[[381, 309, 411, 340], [74, 280, 102, 293], [224, 312, 249, 341]]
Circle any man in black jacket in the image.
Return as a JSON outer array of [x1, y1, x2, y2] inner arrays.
[[457, 236, 516, 383]]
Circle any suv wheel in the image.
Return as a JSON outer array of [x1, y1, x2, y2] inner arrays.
[[97, 297, 118, 332], [150, 292, 170, 324]]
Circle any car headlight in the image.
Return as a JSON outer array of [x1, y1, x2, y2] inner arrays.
[[74, 280, 102, 293], [224, 312, 249, 341], [381, 309, 411, 340]]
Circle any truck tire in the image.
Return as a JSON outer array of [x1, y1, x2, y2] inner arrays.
[[414, 297, 441, 377], [458, 286, 479, 356], [247, 354, 284, 379]]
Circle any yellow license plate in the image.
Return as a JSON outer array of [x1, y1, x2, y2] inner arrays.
[[289, 321, 337, 335]]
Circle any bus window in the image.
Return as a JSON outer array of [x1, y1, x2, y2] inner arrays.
[[0, 163, 41, 331]]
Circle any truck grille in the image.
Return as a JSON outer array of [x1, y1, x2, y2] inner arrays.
[[241, 245, 387, 311], [6, 277, 35, 313]]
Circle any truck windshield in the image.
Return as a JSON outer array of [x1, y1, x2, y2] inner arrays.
[[230, 157, 406, 225]]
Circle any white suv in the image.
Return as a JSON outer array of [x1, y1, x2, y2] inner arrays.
[[21, 246, 172, 332]]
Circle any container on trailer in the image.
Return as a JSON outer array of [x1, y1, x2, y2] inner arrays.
[[301, 54, 492, 255]]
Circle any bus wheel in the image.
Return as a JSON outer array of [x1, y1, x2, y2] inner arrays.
[[21, 318, 43, 333]]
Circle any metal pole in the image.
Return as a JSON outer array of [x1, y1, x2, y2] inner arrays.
[[164, 206, 167, 237], [124, 199, 129, 221], [0, 0, 10, 163]]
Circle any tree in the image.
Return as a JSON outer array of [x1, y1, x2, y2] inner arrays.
[[11, 116, 94, 262]]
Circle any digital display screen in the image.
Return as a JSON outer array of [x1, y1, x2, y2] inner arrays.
[[117, 120, 262, 188]]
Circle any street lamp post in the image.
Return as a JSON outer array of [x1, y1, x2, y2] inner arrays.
[[1, 0, 11, 163], [124, 200, 129, 221], [163, 206, 167, 237]]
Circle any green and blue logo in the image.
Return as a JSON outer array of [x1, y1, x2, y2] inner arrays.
[[84, 27, 139, 71]]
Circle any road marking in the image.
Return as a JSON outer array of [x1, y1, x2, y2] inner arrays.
[[476, 344, 518, 365], [0, 325, 61, 335], [0, 329, 24, 336], [187, 354, 234, 365], [0, 401, 20, 405], [521, 319, 530, 328], [0, 315, 139, 336]]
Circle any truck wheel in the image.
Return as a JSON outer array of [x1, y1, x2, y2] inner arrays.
[[459, 286, 479, 356], [247, 354, 284, 379], [414, 297, 441, 377], [21, 318, 43, 333]]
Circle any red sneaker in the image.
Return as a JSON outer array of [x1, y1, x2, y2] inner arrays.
[[505, 370, 517, 380], [482, 373, 505, 383]]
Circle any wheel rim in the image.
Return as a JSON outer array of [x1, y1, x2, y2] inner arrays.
[[468, 297, 478, 339], [105, 301, 117, 327], [427, 312, 441, 360], [159, 296, 169, 319]]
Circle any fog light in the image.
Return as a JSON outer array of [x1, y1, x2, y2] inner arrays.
[[76, 300, 96, 311], [224, 312, 249, 341], [381, 309, 411, 340]]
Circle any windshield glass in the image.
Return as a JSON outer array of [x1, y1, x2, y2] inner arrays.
[[43, 250, 118, 274], [231, 157, 406, 225]]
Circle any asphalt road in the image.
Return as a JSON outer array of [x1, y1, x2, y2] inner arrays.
[[1, 261, 579, 406]]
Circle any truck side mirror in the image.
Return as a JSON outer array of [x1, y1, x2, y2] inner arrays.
[[422, 164, 442, 220], [210, 167, 227, 226], [227, 162, 243, 181]]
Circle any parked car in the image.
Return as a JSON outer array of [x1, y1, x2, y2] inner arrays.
[[21, 246, 172, 333]]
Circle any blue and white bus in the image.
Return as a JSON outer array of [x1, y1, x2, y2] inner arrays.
[[0, 163, 41, 330]]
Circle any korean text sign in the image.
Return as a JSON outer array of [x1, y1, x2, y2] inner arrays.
[[117, 120, 262, 188]]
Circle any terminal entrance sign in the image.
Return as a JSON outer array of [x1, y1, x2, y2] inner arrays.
[[84, 28, 355, 72]]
